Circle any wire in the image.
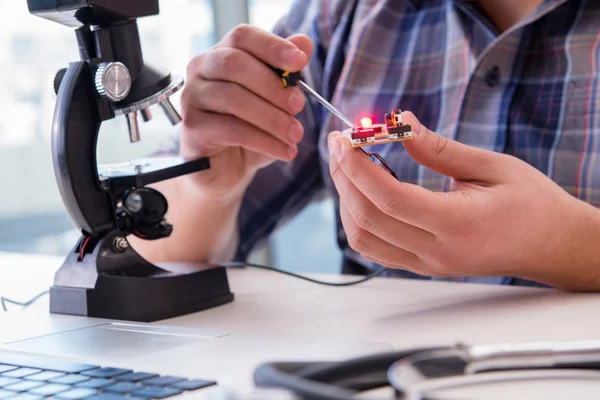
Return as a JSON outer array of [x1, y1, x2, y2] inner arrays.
[[0, 264, 385, 312], [79, 236, 92, 261], [222, 262, 388, 287], [0, 261, 386, 313], [214, 146, 395, 288], [135, 230, 147, 238], [1, 291, 49, 312], [370, 153, 394, 174], [359, 148, 399, 180]]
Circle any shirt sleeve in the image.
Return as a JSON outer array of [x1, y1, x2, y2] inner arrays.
[[233, 0, 351, 261]]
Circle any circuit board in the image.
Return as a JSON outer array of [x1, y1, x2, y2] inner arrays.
[[341, 110, 413, 148], [342, 124, 413, 148]]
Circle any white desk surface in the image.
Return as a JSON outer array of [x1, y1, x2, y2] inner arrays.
[[2, 252, 600, 399]]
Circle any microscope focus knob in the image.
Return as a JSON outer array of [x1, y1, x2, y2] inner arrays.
[[53, 68, 67, 96], [95, 62, 132, 102]]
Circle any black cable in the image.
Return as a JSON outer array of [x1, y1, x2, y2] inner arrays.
[[220, 149, 399, 287], [360, 148, 399, 180], [222, 262, 388, 287], [1, 290, 49, 311], [1, 262, 386, 312]]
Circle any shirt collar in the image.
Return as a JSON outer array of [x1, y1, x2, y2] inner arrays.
[[423, 0, 572, 34], [407, 0, 572, 21]]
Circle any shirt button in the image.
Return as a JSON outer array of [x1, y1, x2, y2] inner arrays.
[[485, 66, 501, 87]]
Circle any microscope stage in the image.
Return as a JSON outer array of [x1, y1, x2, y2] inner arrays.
[[97, 156, 210, 188]]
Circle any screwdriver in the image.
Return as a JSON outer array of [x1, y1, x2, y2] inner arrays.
[[272, 68, 356, 129]]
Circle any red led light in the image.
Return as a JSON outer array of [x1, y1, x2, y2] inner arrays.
[[360, 117, 373, 128]]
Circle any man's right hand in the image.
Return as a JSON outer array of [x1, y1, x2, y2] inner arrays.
[[180, 25, 313, 200]]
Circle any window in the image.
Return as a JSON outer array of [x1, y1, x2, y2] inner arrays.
[[0, 0, 340, 275], [0, 1, 215, 255], [248, 0, 342, 274], [248, 0, 294, 32]]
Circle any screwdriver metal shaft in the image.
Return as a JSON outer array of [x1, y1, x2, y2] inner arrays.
[[297, 80, 356, 129]]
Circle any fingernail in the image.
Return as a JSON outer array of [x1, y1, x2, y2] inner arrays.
[[289, 121, 303, 142], [288, 91, 304, 112], [407, 113, 423, 137], [288, 144, 298, 159], [283, 49, 305, 68], [331, 137, 342, 159]]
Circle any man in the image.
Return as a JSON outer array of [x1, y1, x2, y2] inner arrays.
[[133, 0, 600, 291]]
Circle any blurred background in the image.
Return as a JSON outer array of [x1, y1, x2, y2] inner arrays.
[[0, 0, 340, 274]]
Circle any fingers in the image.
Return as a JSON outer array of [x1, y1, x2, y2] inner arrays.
[[328, 132, 450, 233], [183, 78, 304, 147], [182, 110, 296, 161], [217, 24, 308, 72], [182, 26, 314, 162], [195, 47, 306, 116], [329, 154, 436, 253], [401, 112, 506, 183], [339, 203, 432, 275], [286, 34, 315, 62]]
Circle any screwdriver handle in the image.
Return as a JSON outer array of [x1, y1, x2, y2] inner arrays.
[[271, 65, 356, 129], [271, 67, 303, 88]]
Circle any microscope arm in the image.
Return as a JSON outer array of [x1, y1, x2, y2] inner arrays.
[[53, 61, 116, 237], [54, 60, 212, 241]]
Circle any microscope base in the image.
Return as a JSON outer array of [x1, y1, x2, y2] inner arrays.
[[49, 266, 234, 323]]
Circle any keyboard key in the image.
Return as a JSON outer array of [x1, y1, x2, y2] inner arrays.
[[75, 379, 115, 389], [104, 381, 142, 394], [28, 383, 71, 396], [116, 372, 158, 382], [0, 351, 98, 374], [2, 368, 41, 378], [88, 394, 144, 400], [49, 374, 90, 385], [7, 394, 42, 400], [172, 379, 217, 390], [81, 368, 131, 379], [3, 371, 38, 381], [25, 371, 66, 381], [0, 390, 14, 399], [55, 388, 99, 399], [0, 366, 16, 374], [142, 376, 186, 386], [4, 380, 44, 392], [0, 377, 19, 388], [132, 386, 182, 399]]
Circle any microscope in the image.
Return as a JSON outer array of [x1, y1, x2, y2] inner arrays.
[[27, 0, 234, 322]]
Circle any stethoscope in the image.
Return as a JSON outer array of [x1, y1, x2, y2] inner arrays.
[[251, 340, 600, 399]]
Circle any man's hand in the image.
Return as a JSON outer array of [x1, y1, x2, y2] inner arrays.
[[328, 112, 600, 290], [181, 25, 313, 200], [131, 26, 314, 265]]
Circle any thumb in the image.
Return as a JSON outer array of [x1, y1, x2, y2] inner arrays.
[[287, 34, 314, 65], [402, 111, 503, 182]]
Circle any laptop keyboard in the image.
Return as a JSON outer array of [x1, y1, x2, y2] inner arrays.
[[0, 351, 216, 399]]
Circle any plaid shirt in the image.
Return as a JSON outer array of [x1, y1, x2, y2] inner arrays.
[[231, 0, 600, 287]]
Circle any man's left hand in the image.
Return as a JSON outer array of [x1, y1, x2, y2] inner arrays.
[[328, 112, 600, 289]]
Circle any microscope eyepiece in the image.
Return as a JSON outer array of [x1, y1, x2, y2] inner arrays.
[[27, 0, 159, 27]]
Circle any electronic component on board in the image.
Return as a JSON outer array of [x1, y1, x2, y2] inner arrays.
[[343, 109, 413, 148]]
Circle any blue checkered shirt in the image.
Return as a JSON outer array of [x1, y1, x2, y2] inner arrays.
[[221, 0, 600, 287]]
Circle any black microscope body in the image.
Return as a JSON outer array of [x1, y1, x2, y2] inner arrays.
[[27, 0, 234, 322]]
